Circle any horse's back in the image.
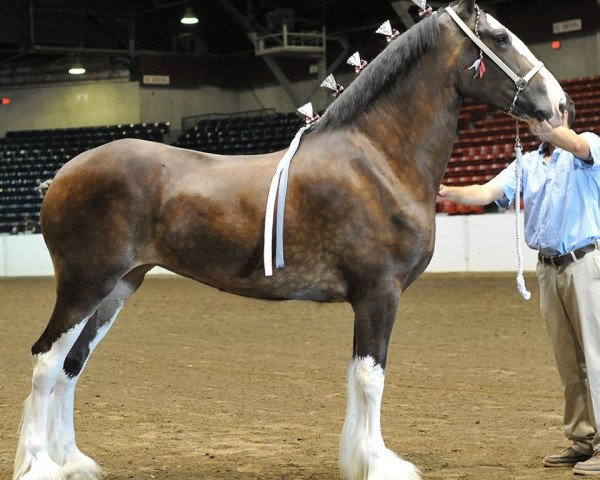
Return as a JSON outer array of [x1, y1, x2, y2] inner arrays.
[[44, 138, 282, 223], [54, 138, 222, 178]]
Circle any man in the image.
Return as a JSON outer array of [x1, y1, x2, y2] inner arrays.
[[438, 95, 600, 475]]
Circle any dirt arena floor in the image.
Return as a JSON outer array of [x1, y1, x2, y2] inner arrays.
[[0, 273, 583, 479]]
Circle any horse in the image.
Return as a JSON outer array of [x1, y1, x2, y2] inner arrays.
[[14, 1, 566, 479]]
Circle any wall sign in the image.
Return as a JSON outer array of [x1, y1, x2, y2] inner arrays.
[[552, 18, 582, 34], [142, 75, 171, 85]]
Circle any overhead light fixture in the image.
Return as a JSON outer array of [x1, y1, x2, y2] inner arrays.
[[68, 60, 86, 75], [180, 6, 199, 25]]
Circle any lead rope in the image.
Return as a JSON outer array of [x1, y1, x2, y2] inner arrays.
[[513, 119, 531, 300]]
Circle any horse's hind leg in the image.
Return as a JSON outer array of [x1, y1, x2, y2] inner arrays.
[[43, 310, 111, 480], [14, 298, 102, 479], [47, 266, 150, 479], [13, 271, 126, 480], [340, 283, 421, 480]]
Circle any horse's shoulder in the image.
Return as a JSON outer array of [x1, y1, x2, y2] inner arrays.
[[296, 148, 392, 194]]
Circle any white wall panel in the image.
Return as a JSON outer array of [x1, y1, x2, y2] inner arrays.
[[5, 235, 53, 276], [1, 213, 543, 277], [465, 213, 538, 272]]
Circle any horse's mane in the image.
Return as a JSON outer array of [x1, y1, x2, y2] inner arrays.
[[311, 12, 442, 133]]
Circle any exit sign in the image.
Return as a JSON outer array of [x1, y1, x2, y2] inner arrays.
[[552, 18, 582, 34]]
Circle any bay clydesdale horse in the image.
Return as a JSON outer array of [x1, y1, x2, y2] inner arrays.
[[14, 1, 565, 479]]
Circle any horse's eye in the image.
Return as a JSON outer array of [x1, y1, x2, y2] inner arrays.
[[495, 33, 509, 45]]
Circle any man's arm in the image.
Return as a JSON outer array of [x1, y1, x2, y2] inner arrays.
[[533, 125, 591, 160], [528, 112, 591, 161], [438, 182, 505, 206]]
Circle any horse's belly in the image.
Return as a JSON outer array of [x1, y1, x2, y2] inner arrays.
[[153, 189, 347, 301], [158, 262, 347, 303]]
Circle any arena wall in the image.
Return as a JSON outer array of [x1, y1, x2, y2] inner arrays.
[[0, 80, 140, 137], [0, 212, 538, 277], [0, 75, 349, 136], [139, 86, 241, 130], [530, 34, 600, 80], [139, 78, 335, 131]]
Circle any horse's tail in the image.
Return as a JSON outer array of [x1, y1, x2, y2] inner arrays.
[[36, 179, 53, 197]]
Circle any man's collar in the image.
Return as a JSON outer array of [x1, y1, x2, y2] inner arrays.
[[538, 142, 550, 155]]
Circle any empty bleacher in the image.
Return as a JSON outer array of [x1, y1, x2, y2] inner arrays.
[[0, 122, 169, 233], [175, 112, 303, 155]]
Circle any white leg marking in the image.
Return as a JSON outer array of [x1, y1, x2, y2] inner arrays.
[[48, 374, 103, 480], [340, 357, 421, 480], [48, 302, 123, 480], [14, 320, 88, 480]]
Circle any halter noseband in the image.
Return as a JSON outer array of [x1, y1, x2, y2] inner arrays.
[[446, 6, 544, 115]]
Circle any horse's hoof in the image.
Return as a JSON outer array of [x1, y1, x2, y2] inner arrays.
[[341, 447, 421, 480], [62, 451, 103, 480], [367, 448, 421, 480], [19, 455, 65, 480]]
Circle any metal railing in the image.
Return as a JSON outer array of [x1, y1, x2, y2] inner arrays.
[[252, 26, 326, 56]]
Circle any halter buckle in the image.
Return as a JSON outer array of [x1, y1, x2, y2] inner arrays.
[[515, 78, 527, 90]]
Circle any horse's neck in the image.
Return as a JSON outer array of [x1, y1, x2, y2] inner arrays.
[[354, 50, 461, 200]]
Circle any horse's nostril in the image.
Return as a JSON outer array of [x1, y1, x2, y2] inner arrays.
[[534, 109, 550, 122]]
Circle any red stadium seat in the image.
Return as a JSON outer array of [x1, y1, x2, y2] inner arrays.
[[443, 201, 457, 214]]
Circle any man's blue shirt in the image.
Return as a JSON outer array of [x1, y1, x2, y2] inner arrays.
[[490, 132, 600, 256]]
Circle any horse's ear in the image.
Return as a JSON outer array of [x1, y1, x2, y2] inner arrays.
[[456, 0, 476, 15]]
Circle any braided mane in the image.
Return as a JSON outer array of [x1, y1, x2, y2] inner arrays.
[[312, 13, 442, 132]]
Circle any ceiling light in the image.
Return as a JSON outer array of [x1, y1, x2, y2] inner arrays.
[[180, 7, 199, 25], [68, 60, 86, 75]]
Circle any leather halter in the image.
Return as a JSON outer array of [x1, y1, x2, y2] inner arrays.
[[446, 6, 544, 115]]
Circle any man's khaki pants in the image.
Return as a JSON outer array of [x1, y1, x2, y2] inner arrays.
[[537, 248, 600, 453]]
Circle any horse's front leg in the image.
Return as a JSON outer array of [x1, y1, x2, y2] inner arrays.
[[341, 284, 420, 480]]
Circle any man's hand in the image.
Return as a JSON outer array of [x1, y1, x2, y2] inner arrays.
[[436, 184, 450, 203], [528, 111, 591, 160], [528, 120, 555, 139]]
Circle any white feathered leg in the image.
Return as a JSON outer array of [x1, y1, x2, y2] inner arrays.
[[48, 301, 123, 479], [340, 356, 420, 480], [48, 373, 102, 480], [14, 321, 88, 480]]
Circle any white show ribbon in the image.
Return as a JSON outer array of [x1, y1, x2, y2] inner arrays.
[[263, 126, 308, 276]]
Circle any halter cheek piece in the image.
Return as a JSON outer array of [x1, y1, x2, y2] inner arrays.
[[446, 6, 544, 116]]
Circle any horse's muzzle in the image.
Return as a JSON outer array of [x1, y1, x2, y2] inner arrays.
[[533, 109, 552, 123]]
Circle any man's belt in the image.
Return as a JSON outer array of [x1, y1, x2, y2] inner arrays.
[[538, 243, 598, 268]]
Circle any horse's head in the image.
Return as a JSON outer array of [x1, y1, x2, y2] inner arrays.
[[445, 0, 565, 128]]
